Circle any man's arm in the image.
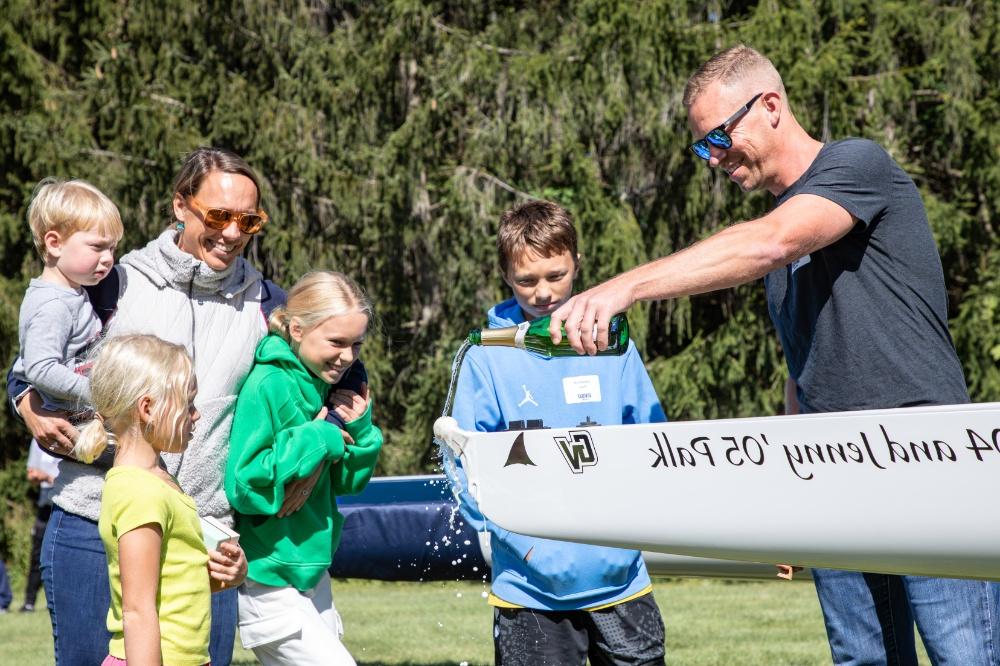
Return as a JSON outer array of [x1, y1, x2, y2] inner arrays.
[[550, 194, 857, 354]]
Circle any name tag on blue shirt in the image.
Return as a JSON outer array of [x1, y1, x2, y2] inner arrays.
[[563, 375, 602, 404]]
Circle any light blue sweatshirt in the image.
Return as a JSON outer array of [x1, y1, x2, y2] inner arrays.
[[450, 297, 666, 611]]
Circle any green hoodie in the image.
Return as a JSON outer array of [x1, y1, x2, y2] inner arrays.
[[225, 334, 383, 591]]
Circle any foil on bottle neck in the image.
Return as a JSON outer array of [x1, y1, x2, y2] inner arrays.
[[479, 321, 531, 349], [478, 327, 517, 347]]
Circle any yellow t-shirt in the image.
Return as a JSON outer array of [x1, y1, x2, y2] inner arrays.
[[98, 466, 211, 665]]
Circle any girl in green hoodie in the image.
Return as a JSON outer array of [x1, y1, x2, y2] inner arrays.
[[225, 271, 382, 666]]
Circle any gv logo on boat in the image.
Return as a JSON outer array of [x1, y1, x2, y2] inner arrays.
[[555, 430, 598, 474]]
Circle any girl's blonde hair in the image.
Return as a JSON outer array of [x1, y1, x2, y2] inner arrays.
[[268, 271, 373, 340], [28, 178, 124, 260], [73, 335, 195, 463]]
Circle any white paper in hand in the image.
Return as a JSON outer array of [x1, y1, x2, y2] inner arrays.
[[200, 516, 240, 552]]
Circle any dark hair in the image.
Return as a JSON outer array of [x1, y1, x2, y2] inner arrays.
[[496, 200, 579, 275], [172, 147, 262, 206]]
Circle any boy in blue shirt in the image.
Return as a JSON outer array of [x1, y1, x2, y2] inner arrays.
[[451, 200, 666, 665]]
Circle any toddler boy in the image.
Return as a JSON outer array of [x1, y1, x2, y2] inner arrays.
[[12, 179, 123, 413]]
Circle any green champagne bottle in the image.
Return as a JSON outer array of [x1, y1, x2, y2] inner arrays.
[[467, 313, 630, 358]]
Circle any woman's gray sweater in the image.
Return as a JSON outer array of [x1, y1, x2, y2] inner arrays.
[[51, 230, 268, 526]]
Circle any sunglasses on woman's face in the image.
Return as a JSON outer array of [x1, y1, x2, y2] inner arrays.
[[689, 92, 764, 160], [187, 198, 268, 234]]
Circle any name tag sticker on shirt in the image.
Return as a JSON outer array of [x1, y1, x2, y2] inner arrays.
[[790, 254, 811, 275], [563, 375, 602, 404]]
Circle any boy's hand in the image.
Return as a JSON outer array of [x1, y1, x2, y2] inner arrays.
[[776, 564, 804, 580], [328, 382, 369, 426], [208, 541, 247, 591]]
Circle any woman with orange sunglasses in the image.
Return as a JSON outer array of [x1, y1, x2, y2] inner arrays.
[[10, 147, 353, 666]]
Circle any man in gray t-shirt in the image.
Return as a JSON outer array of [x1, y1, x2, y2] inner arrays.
[[550, 45, 999, 666], [765, 137, 969, 414]]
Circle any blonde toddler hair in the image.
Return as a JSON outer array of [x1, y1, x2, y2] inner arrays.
[[73, 335, 195, 463], [28, 178, 124, 260], [268, 271, 373, 340]]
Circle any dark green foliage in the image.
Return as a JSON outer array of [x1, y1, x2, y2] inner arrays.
[[2, 0, 998, 487], [0, 449, 32, 576]]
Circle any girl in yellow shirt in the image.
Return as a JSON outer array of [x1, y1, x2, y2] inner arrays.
[[73, 334, 247, 665]]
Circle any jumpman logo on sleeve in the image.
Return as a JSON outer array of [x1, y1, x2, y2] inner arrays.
[[518, 384, 539, 408]]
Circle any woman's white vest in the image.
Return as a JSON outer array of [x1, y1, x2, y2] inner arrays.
[[52, 230, 268, 525]]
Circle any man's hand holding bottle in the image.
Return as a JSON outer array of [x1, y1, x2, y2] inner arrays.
[[548, 277, 636, 355]]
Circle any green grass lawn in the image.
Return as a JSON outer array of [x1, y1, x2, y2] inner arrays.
[[0, 577, 929, 665]]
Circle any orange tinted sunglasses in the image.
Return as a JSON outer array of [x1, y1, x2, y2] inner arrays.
[[187, 198, 268, 234]]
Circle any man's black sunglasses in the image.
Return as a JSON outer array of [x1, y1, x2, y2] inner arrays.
[[689, 92, 764, 160]]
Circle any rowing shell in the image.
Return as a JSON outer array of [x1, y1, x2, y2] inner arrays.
[[434, 402, 1000, 581]]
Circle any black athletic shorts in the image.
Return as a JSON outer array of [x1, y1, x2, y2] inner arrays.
[[493, 592, 665, 665]]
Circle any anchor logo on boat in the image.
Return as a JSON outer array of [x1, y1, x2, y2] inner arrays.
[[554, 430, 598, 474]]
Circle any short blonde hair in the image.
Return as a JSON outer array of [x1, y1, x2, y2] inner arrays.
[[27, 179, 124, 260], [683, 44, 785, 108], [269, 271, 373, 340], [496, 200, 579, 276], [73, 335, 194, 463]]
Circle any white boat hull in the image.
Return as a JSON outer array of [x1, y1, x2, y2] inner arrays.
[[434, 403, 1000, 581]]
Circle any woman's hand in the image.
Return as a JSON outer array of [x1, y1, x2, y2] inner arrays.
[[209, 541, 247, 591], [278, 460, 326, 517], [27, 467, 54, 486], [277, 405, 354, 517], [328, 382, 370, 426], [20, 390, 78, 456]]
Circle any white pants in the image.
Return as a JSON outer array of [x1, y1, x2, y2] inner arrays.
[[237, 571, 356, 666]]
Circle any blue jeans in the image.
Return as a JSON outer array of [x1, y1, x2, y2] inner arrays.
[[813, 568, 1000, 665], [41, 506, 112, 665], [0, 559, 12, 609], [42, 506, 238, 665], [211, 585, 238, 665]]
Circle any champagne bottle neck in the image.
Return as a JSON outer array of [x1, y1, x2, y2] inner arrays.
[[478, 324, 528, 348]]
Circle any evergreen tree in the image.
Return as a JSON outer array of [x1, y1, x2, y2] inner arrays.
[[1, 0, 997, 494]]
